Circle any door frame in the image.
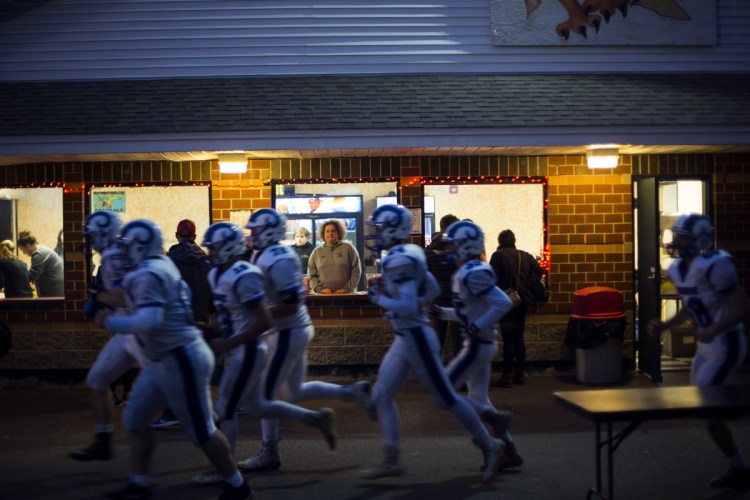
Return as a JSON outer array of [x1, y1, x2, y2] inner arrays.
[[632, 175, 712, 381]]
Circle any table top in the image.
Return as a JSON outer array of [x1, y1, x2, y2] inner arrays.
[[554, 384, 750, 422]]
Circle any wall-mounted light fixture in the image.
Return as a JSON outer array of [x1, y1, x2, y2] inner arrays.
[[586, 146, 619, 170], [218, 153, 247, 174]]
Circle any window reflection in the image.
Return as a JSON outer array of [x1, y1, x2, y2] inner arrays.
[[0, 187, 64, 299]]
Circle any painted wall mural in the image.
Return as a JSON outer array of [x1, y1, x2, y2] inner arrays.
[[491, 0, 716, 45]]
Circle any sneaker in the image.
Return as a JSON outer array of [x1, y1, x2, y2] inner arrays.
[[315, 407, 337, 451], [237, 442, 282, 472], [710, 466, 750, 488], [476, 437, 505, 482], [218, 479, 253, 500], [151, 416, 180, 429], [493, 373, 513, 388], [69, 433, 112, 461], [106, 482, 151, 500], [498, 442, 525, 470], [192, 469, 222, 486], [359, 445, 404, 479], [359, 461, 405, 479], [349, 381, 378, 421]]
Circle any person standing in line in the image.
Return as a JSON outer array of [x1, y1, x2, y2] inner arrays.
[[189, 222, 336, 486], [95, 219, 252, 500], [307, 219, 362, 294], [0, 240, 34, 298], [237, 209, 376, 473], [431, 220, 524, 470], [488, 229, 543, 388], [424, 213, 462, 360], [360, 204, 505, 482], [70, 210, 148, 462], [151, 219, 214, 429], [16, 230, 64, 297], [648, 214, 750, 489], [291, 227, 314, 271]]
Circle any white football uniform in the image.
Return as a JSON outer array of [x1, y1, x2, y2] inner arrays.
[[106, 255, 217, 447], [445, 259, 513, 414], [208, 259, 321, 451], [85, 246, 146, 392], [370, 244, 494, 448], [250, 242, 349, 443], [666, 250, 748, 387]]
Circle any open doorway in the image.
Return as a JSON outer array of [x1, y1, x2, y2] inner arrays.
[[633, 177, 710, 382]]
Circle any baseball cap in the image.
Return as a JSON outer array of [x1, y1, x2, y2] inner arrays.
[[176, 219, 197, 237]]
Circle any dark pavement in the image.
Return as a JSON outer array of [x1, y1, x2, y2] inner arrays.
[[1, 365, 750, 500]]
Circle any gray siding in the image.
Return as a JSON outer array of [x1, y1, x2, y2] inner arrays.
[[0, 0, 748, 82]]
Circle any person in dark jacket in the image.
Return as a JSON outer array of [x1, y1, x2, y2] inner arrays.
[[0, 240, 34, 298], [167, 219, 212, 323], [291, 227, 314, 271], [424, 214, 461, 360], [488, 229, 543, 388]]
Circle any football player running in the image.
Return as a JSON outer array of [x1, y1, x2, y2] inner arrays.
[[648, 214, 750, 489], [190, 222, 336, 486], [95, 220, 252, 500], [360, 205, 506, 482], [237, 209, 376, 473], [70, 210, 147, 463], [433, 220, 524, 470]]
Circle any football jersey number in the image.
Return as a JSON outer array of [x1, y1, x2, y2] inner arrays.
[[686, 296, 713, 328]]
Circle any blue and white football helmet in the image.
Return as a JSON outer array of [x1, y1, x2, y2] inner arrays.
[[245, 208, 287, 250], [366, 204, 411, 252], [119, 219, 163, 268], [202, 222, 246, 265], [83, 210, 123, 253], [443, 220, 484, 263], [666, 213, 713, 259]]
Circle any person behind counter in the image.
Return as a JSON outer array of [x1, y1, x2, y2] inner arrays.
[[307, 219, 362, 294], [0, 240, 34, 298], [16, 230, 65, 297], [291, 227, 314, 270]]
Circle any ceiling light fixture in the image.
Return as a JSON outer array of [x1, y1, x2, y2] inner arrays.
[[218, 153, 247, 174], [586, 146, 619, 169]]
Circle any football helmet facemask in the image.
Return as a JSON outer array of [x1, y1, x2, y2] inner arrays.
[[443, 221, 484, 263], [666, 213, 713, 259], [119, 219, 163, 268], [365, 204, 411, 252], [245, 208, 287, 250], [83, 210, 123, 253], [202, 222, 246, 265]]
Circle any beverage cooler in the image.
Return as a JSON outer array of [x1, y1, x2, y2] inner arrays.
[[274, 194, 366, 291]]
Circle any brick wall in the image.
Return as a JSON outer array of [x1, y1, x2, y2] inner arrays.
[[3, 153, 750, 371]]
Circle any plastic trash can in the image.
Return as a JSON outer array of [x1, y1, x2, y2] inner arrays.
[[565, 287, 626, 384]]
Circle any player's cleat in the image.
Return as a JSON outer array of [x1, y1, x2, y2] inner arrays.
[[709, 466, 750, 488], [475, 437, 505, 482], [106, 482, 151, 500], [313, 407, 337, 451], [237, 441, 281, 472], [359, 445, 404, 479], [498, 441, 525, 470], [349, 380, 378, 421], [481, 410, 511, 438], [69, 432, 112, 461], [191, 468, 222, 486], [151, 409, 180, 429], [218, 479, 253, 500]]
